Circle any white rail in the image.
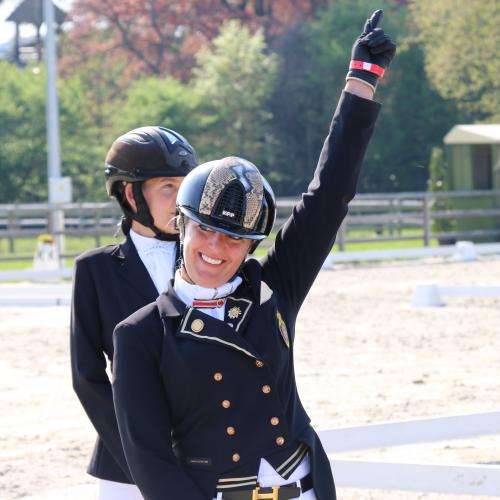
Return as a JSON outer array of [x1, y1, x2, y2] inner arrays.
[[331, 460, 500, 496], [0, 268, 72, 282], [319, 411, 500, 452], [319, 411, 500, 496], [0, 282, 72, 306]]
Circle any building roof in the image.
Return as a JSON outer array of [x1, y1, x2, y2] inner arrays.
[[444, 124, 500, 145], [6, 0, 66, 26]]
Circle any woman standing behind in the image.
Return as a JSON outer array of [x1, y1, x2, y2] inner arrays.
[[113, 11, 395, 500], [70, 127, 197, 499]]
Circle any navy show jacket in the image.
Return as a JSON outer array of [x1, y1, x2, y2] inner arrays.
[[112, 91, 381, 500], [70, 235, 164, 483]]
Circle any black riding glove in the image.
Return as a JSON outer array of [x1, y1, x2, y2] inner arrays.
[[346, 9, 396, 91]]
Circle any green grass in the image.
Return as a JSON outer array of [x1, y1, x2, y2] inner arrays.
[[340, 239, 438, 252], [0, 235, 121, 271], [0, 228, 437, 270], [253, 227, 436, 257], [0, 260, 32, 271]]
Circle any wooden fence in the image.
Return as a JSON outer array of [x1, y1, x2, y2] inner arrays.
[[1, 190, 499, 260]]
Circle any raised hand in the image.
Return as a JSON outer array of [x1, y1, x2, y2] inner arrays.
[[346, 9, 396, 91]]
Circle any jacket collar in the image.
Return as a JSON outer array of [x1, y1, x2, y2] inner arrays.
[[176, 304, 259, 359], [111, 235, 159, 303], [158, 279, 259, 360], [242, 257, 274, 305], [157, 280, 187, 318]]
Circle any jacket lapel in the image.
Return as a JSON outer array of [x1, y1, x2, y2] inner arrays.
[[176, 300, 259, 360], [111, 236, 158, 303], [224, 296, 253, 332]]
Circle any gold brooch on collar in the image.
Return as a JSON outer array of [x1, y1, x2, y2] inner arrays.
[[228, 306, 242, 319]]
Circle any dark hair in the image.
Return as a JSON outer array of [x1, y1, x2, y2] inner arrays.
[[120, 216, 133, 235]]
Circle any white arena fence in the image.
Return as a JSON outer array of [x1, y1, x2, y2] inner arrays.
[[322, 240, 500, 268], [0, 281, 72, 306], [320, 411, 500, 496]]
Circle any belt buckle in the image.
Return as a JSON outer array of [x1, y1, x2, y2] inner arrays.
[[251, 485, 279, 500]]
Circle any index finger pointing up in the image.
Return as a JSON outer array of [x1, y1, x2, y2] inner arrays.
[[363, 9, 384, 34]]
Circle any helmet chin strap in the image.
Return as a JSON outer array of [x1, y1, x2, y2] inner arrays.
[[124, 182, 178, 241], [149, 224, 179, 242]]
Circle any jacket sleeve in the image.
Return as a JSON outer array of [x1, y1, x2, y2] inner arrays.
[[112, 320, 206, 500], [262, 91, 380, 313], [70, 257, 131, 479]]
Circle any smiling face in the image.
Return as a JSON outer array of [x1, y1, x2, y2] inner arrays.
[[180, 218, 252, 288], [125, 176, 184, 236]]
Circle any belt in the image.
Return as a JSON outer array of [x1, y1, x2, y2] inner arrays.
[[221, 473, 312, 500]]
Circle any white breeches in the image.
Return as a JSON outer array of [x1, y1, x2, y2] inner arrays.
[[98, 479, 143, 500]]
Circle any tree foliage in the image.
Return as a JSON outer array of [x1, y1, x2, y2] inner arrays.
[[267, 0, 385, 193], [0, 63, 47, 202], [410, 0, 500, 122], [364, 42, 460, 192], [112, 75, 206, 145], [2, 0, 492, 202], [0, 61, 105, 203], [64, 0, 326, 80], [192, 20, 278, 166], [268, 0, 460, 194]]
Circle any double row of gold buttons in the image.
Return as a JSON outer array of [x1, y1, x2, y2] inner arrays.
[[213, 359, 285, 463]]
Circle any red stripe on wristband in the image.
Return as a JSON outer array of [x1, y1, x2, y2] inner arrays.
[[350, 60, 385, 77]]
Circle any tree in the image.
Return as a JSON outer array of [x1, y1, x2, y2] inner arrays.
[[268, 0, 399, 194], [0, 63, 47, 202], [58, 73, 109, 201], [111, 75, 206, 148], [410, 0, 500, 122], [362, 43, 460, 192], [268, 0, 461, 194], [63, 0, 326, 80], [0, 62, 106, 202], [191, 20, 278, 166]]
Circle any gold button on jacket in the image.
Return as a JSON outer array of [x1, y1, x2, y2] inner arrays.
[[191, 319, 204, 333]]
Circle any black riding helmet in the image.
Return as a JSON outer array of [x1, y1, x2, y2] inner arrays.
[[176, 157, 276, 252], [105, 126, 198, 240]]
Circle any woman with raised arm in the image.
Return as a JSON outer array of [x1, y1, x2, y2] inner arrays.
[[112, 11, 395, 500]]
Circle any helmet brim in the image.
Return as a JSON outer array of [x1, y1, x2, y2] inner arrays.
[[179, 207, 267, 241]]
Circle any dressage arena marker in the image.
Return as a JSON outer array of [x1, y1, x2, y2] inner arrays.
[[411, 283, 500, 307], [319, 410, 500, 496]]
